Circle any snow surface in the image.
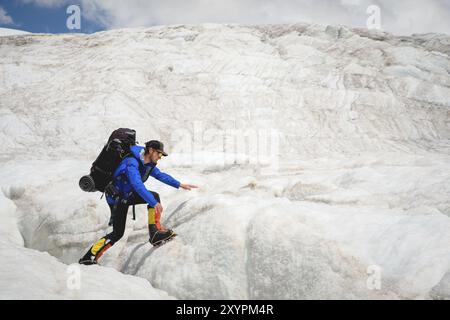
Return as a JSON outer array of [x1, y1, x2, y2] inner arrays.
[[0, 28, 30, 37], [0, 23, 449, 299]]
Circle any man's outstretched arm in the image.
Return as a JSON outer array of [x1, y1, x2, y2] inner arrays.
[[150, 166, 181, 188], [150, 166, 198, 190]]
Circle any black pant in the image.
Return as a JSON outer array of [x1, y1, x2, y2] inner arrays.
[[106, 191, 160, 244]]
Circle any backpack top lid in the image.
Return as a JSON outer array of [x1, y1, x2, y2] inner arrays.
[[108, 128, 136, 145]]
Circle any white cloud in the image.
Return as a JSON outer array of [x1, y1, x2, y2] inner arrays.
[[0, 6, 14, 25], [18, 0, 450, 35]]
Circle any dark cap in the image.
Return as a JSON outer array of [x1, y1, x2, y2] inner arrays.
[[145, 140, 168, 156]]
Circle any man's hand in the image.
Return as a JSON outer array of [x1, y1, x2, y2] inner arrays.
[[155, 202, 163, 215], [180, 183, 198, 191]]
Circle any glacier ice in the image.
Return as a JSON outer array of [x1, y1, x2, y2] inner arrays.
[[0, 23, 449, 299]]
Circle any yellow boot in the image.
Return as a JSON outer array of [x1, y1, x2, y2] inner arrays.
[[79, 237, 112, 265], [148, 207, 174, 246]]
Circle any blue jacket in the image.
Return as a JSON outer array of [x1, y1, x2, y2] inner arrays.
[[106, 145, 180, 207]]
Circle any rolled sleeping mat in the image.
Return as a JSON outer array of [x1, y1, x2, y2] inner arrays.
[[79, 175, 96, 192]]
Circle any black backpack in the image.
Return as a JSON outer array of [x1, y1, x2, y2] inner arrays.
[[79, 128, 137, 194]]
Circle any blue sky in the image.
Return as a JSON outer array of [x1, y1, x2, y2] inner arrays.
[[0, 1, 103, 34], [1, 0, 449, 36]]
